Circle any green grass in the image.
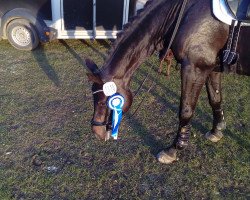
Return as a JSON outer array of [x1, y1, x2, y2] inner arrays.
[[0, 39, 249, 199]]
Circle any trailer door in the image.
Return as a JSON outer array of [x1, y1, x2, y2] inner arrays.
[[95, 0, 127, 38], [63, 0, 93, 31], [53, 0, 129, 39]]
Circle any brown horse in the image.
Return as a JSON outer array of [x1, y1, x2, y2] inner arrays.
[[158, 49, 175, 77], [85, 0, 250, 164]]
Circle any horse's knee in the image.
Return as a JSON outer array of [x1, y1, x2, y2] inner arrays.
[[180, 105, 193, 121], [207, 76, 222, 107], [209, 90, 221, 106]]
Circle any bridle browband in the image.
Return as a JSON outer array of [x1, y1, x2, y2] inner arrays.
[[92, 89, 104, 95]]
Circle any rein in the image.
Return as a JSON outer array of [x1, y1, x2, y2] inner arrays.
[[160, 0, 188, 61], [91, 0, 188, 137], [91, 89, 111, 127], [131, 0, 188, 117]]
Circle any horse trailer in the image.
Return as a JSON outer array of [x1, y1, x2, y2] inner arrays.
[[0, 0, 144, 50]]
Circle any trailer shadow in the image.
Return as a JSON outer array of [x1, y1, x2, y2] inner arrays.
[[80, 40, 107, 59], [95, 39, 112, 49], [59, 40, 86, 67], [32, 45, 60, 87]]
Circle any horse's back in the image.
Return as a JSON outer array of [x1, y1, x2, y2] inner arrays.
[[174, 0, 227, 67], [175, 0, 249, 76]]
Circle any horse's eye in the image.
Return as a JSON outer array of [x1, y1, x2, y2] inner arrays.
[[98, 102, 106, 107]]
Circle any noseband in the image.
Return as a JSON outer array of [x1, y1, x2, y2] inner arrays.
[[91, 120, 110, 126]]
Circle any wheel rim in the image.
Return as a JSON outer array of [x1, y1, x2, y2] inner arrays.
[[11, 26, 31, 47]]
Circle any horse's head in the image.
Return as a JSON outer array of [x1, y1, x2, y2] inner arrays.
[[85, 59, 133, 140]]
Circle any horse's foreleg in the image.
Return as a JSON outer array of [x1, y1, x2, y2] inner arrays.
[[205, 71, 226, 142], [166, 59, 171, 77], [157, 62, 210, 164]]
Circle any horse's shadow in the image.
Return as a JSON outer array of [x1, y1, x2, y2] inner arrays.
[[125, 112, 166, 155], [128, 62, 250, 153], [225, 128, 250, 150], [126, 63, 212, 154]]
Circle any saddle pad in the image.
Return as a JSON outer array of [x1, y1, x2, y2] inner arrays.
[[213, 0, 250, 26]]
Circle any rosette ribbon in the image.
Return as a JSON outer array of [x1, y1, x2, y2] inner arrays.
[[107, 93, 125, 140]]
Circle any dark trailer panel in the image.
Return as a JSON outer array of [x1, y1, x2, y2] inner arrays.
[[0, 0, 52, 20], [58, 0, 130, 39], [0, 0, 133, 50], [96, 0, 124, 31], [63, 0, 93, 31], [62, 0, 125, 34], [0, 0, 54, 50]]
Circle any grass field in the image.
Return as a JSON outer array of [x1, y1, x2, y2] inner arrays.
[[0, 39, 249, 199]]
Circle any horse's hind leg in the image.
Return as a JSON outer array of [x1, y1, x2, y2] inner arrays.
[[205, 71, 226, 142], [157, 61, 211, 164]]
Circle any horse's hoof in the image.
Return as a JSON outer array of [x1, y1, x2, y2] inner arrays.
[[157, 148, 177, 164], [205, 130, 223, 143]]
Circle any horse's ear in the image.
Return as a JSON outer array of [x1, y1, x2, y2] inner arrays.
[[85, 58, 99, 74], [86, 72, 103, 84], [85, 58, 103, 84]]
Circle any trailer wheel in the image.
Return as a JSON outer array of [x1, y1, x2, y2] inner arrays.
[[6, 19, 39, 50]]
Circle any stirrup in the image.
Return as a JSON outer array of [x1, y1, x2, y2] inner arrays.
[[223, 20, 236, 62], [227, 51, 239, 65], [223, 20, 242, 66]]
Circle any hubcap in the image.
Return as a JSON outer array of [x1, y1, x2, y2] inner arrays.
[[11, 26, 31, 46]]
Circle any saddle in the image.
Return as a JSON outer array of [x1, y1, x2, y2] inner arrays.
[[226, 0, 250, 22], [213, 0, 250, 70], [213, 0, 250, 25]]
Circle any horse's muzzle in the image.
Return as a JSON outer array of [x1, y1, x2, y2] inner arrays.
[[91, 119, 112, 141]]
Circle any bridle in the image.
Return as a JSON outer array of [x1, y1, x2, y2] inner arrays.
[[91, 89, 113, 128], [91, 120, 110, 126], [91, 113, 112, 128]]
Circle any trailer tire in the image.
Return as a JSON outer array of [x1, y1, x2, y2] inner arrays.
[[6, 19, 39, 51]]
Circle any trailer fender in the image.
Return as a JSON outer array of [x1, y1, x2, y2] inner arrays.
[[0, 8, 52, 42]]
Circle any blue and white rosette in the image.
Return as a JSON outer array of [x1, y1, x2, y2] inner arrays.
[[107, 93, 125, 140]]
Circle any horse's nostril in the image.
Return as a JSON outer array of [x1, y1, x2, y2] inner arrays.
[[98, 102, 106, 106]]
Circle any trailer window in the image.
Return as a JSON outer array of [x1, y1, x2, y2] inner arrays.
[[63, 0, 93, 31], [96, 0, 124, 31]]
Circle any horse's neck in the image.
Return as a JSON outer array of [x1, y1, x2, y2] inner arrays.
[[101, 0, 183, 86], [101, 35, 155, 84]]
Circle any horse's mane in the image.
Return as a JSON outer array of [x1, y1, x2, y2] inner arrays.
[[106, 0, 155, 58], [100, 0, 182, 79]]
